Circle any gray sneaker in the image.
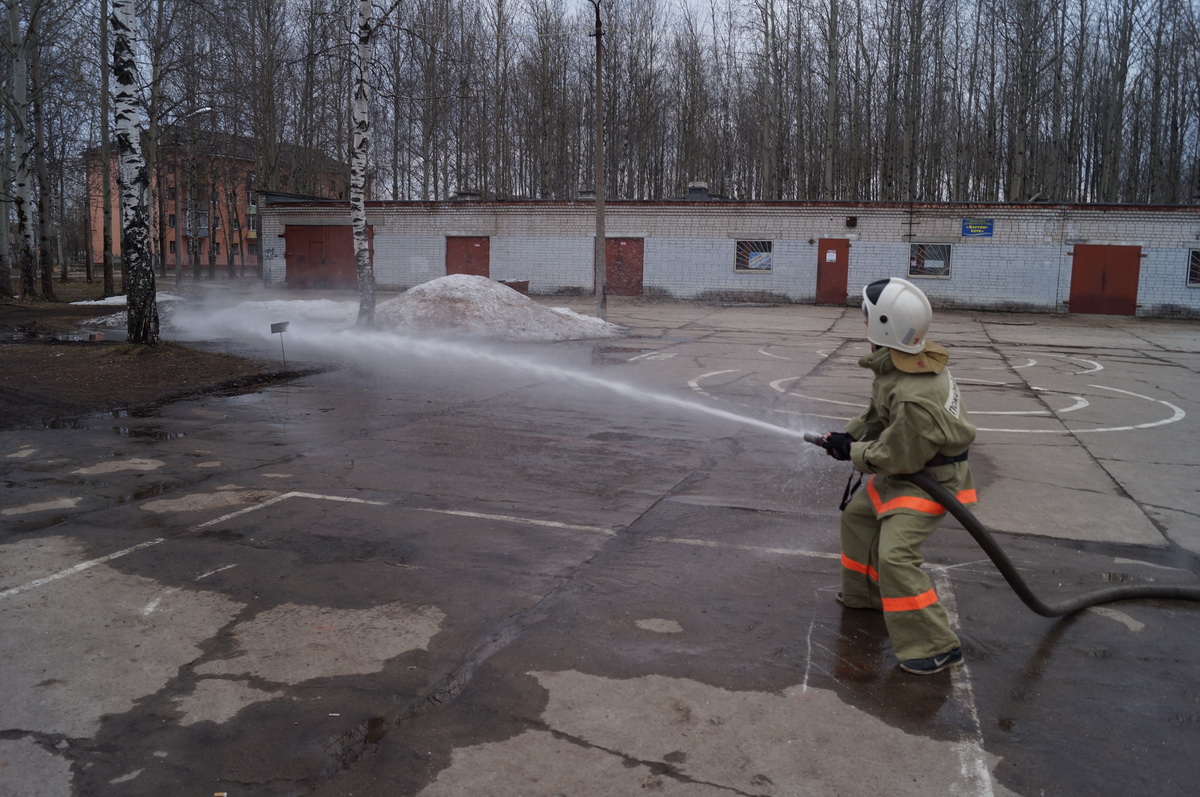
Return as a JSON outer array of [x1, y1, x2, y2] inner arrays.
[[899, 648, 963, 675]]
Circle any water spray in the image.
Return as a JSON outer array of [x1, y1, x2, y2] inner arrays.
[[800, 435, 1200, 616]]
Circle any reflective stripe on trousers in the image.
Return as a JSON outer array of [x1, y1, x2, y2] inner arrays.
[[866, 475, 977, 516]]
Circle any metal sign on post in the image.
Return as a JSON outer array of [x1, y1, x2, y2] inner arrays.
[[271, 321, 290, 374]]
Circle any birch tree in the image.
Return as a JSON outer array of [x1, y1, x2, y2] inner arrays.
[[351, 0, 401, 326], [5, 0, 37, 297], [112, 0, 156, 343]]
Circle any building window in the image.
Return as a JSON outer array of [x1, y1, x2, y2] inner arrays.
[[169, 240, 176, 254], [247, 216, 257, 231], [1189, 250, 1200, 286], [910, 243, 952, 278], [213, 241, 220, 255], [168, 213, 176, 228], [735, 240, 773, 272], [232, 217, 240, 230], [249, 190, 258, 208], [248, 242, 258, 256], [213, 217, 220, 231], [231, 242, 240, 255]]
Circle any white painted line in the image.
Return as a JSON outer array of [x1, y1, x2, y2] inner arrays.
[[0, 538, 167, 600], [933, 569, 995, 796], [1, 492, 387, 601], [688, 369, 740, 398], [650, 536, 840, 559], [412, 508, 614, 536], [977, 384, 1185, 433], [1066, 356, 1103, 374], [195, 564, 238, 580], [193, 491, 386, 530], [1089, 606, 1145, 633], [757, 347, 791, 360]]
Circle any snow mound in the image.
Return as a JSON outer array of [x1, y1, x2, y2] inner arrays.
[[86, 293, 188, 329], [376, 275, 624, 341]]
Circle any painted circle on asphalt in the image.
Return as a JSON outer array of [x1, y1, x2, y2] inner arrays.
[[685, 349, 1186, 435]]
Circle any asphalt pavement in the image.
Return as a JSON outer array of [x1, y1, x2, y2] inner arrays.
[[3, 295, 1199, 796]]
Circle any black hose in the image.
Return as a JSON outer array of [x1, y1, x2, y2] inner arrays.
[[902, 470, 1200, 617], [801, 435, 1200, 616]]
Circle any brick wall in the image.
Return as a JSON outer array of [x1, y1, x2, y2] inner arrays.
[[261, 200, 1200, 318]]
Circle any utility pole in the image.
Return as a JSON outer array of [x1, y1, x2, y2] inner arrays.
[[588, 0, 606, 320]]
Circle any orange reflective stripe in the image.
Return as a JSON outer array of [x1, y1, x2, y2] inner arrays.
[[840, 552, 879, 582], [866, 476, 978, 516], [882, 588, 940, 612]]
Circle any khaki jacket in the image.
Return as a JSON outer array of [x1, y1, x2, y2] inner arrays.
[[845, 341, 977, 517]]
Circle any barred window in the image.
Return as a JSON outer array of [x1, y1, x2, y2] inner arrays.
[[909, 243, 952, 278], [1189, 250, 1200, 286], [736, 240, 773, 272]]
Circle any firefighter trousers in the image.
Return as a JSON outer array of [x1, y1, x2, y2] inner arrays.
[[839, 486, 961, 662]]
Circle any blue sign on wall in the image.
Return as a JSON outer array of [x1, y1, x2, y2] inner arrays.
[[962, 218, 994, 237]]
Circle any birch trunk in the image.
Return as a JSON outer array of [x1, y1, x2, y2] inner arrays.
[[351, 0, 374, 325], [7, 2, 36, 297], [112, 0, 158, 344], [30, 30, 56, 299], [99, 0, 115, 294], [0, 105, 11, 296]]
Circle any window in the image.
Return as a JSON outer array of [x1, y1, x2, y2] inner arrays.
[[231, 242, 240, 255], [232, 217, 240, 230], [169, 240, 176, 254], [248, 242, 258, 256], [168, 213, 176, 228], [247, 216, 257, 231], [213, 241, 220, 255], [1189, 250, 1200, 286], [735, 240, 773, 272], [213, 217, 220, 231], [249, 190, 258, 208], [909, 243, 952, 278]]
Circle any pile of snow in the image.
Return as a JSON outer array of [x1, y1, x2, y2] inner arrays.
[[376, 275, 623, 341], [83, 293, 188, 329]]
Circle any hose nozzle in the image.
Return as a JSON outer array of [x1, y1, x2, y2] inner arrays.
[[803, 432, 828, 449]]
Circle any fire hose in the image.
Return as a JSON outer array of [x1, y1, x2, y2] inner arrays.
[[803, 433, 1200, 617]]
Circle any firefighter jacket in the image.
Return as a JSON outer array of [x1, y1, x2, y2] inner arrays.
[[844, 341, 977, 517]]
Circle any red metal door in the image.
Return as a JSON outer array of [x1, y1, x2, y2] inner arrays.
[[816, 238, 850, 304], [284, 225, 367, 288], [1069, 245, 1140, 315], [606, 238, 644, 296], [446, 236, 490, 277]]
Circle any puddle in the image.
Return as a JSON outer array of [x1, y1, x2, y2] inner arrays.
[[38, 409, 185, 439], [10, 327, 107, 342], [591, 346, 654, 366], [116, 482, 180, 503]]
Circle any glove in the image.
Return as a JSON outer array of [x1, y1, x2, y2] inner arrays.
[[824, 432, 854, 461]]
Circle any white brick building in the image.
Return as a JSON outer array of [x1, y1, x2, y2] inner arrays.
[[260, 195, 1200, 318]]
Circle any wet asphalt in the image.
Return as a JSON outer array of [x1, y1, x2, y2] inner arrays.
[[2, 295, 1199, 796]]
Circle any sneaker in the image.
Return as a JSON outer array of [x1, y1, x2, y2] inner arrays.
[[899, 648, 963, 675]]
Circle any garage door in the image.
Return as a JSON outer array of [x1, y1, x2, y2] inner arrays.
[[1068, 244, 1140, 315]]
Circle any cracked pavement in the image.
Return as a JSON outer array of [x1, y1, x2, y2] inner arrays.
[[2, 298, 1199, 795]]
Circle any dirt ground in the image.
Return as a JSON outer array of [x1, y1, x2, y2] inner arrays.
[[1, 278, 286, 430]]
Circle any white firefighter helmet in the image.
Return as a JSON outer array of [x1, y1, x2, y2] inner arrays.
[[861, 277, 932, 354]]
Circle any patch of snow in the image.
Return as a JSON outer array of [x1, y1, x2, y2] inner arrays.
[[72, 292, 186, 306], [85, 293, 191, 329], [376, 275, 623, 341]]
